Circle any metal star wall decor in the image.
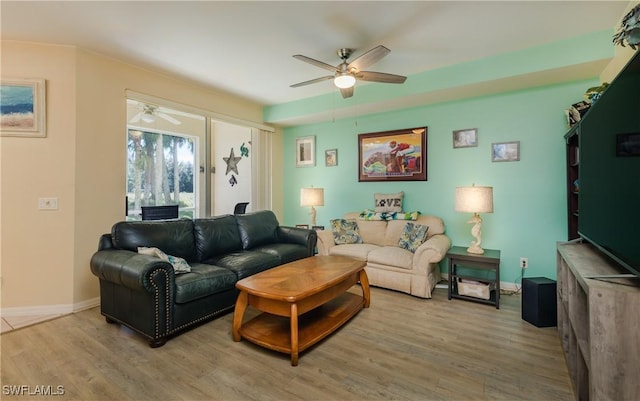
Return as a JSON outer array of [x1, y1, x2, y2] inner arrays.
[[223, 148, 242, 175]]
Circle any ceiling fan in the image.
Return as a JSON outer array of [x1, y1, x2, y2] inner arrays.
[[290, 45, 407, 98], [129, 104, 181, 125]]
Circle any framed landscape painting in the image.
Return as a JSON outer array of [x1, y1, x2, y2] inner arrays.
[[492, 141, 520, 162], [0, 78, 46, 137], [453, 128, 478, 148], [358, 127, 427, 182]]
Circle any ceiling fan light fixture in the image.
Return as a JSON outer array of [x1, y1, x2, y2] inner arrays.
[[334, 74, 356, 89], [141, 113, 155, 123]]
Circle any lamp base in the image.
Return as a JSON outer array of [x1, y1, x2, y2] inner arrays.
[[466, 244, 485, 255]]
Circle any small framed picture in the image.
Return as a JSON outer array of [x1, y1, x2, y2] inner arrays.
[[452, 128, 478, 148], [492, 141, 520, 162], [295, 224, 309, 229], [295, 136, 315, 167], [312, 225, 325, 231], [325, 149, 338, 167]]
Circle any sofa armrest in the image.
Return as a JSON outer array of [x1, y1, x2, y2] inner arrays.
[[90, 249, 175, 294], [316, 230, 335, 256], [276, 226, 318, 256], [413, 234, 451, 265]]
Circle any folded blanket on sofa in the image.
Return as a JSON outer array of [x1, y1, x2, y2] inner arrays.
[[359, 209, 420, 221]]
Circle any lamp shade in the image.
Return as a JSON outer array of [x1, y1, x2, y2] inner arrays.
[[300, 187, 324, 207], [334, 74, 356, 89], [455, 186, 493, 213]]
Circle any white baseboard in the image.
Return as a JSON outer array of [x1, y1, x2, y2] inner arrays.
[[0, 297, 99, 317]]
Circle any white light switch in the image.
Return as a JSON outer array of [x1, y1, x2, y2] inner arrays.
[[38, 197, 58, 210]]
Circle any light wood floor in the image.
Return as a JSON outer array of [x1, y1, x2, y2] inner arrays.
[[1, 286, 573, 401]]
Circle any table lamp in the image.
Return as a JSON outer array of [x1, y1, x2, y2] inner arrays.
[[455, 185, 494, 254], [300, 187, 324, 226]]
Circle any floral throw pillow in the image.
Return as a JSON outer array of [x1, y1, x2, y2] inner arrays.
[[138, 246, 191, 273], [330, 219, 363, 245], [398, 222, 429, 253]]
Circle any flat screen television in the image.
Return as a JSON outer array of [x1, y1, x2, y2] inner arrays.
[[578, 50, 640, 278]]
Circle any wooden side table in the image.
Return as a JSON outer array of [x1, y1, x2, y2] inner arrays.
[[447, 246, 501, 309]]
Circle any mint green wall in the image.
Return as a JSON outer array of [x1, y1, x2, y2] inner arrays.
[[282, 79, 598, 284]]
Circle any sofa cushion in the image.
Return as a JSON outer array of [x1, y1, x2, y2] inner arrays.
[[329, 243, 379, 261], [398, 222, 429, 253], [352, 220, 387, 246], [367, 246, 414, 270], [374, 191, 403, 212], [204, 250, 280, 280], [235, 210, 279, 250], [252, 243, 311, 264], [194, 215, 243, 261], [174, 263, 238, 304], [111, 219, 197, 262], [415, 214, 445, 237], [330, 219, 363, 244]]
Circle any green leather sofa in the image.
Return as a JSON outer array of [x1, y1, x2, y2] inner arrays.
[[90, 210, 317, 347]]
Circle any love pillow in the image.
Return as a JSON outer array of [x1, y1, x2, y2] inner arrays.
[[374, 192, 403, 213]]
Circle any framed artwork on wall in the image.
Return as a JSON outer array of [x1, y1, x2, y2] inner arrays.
[[491, 141, 520, 162], [452, 128, 478, 148], [325, 148, 338, 167], [0, 78, 46, 138], [358, 127, 427, 182], [295, 135, 315, 167]]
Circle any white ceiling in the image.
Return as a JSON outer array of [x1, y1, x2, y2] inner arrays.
[[1, 1, 630, 110]]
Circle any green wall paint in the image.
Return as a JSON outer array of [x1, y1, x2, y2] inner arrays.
[[265, 29, 613, 123], [283, 78, 599, 284]]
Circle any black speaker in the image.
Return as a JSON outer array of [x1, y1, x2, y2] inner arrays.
[[522, 277, 557, 327]]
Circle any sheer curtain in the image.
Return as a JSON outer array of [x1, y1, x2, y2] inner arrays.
[[251, 128, 272, 211]]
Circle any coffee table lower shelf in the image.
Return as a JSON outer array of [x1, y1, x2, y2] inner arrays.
[[238, 292, 364, 356]]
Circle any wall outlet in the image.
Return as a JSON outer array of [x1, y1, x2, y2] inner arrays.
[[520, 257, 529, 269], [38, 197, 58, 210]]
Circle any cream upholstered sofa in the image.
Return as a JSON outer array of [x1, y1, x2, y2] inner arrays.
[[316, 212, 451, 298]]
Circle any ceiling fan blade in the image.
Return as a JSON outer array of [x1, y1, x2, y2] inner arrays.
[[293, 55, 339, 73], [340, 86, 354, 99], [290, 76, 333, 88], [130, 111, 143, 123], [348, 45, 390, 71], [158, 112, 181, 125], [357, 71, 407, 84]]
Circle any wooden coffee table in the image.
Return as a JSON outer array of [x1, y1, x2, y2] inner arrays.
[[232, 255, 370, 366]]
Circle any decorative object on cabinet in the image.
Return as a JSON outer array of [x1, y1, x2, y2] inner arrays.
[[612, 3, 640, 49], [491, 141, 520, 162], [295, 136, 315, 167], [584, 82, 609, 103], [0, 78, 46, 138], [452, 128, 478, 148], [300, 187, 324, 226], [325, 148, 338, 166], [358, 127, 427, 182], [455, 185, 494, 255]]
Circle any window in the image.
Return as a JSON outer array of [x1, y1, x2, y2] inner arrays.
[[125, 93, 274, 220], [126, 99, 205, 220]]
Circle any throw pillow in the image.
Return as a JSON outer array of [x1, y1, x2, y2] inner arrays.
[[374, 191, 403, 213], [398, 222, 429, 253], [138, 246, 191, 273], [330, 219, 363, 245]]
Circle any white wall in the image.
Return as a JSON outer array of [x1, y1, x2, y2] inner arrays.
[[212, 121, 252, 215]]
